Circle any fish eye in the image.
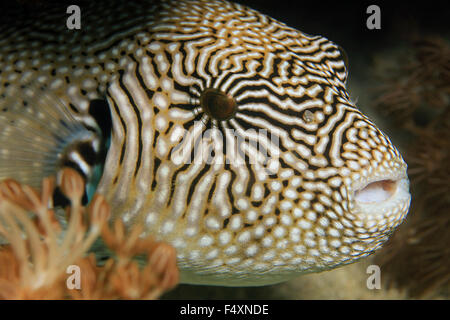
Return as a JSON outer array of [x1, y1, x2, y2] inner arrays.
[[200, 88, 237, 121]]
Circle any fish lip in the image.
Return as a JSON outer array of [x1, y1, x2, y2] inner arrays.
[[354, 178, 398, 203], [350, 167, 411, 219], [351, 162, 408, 195]]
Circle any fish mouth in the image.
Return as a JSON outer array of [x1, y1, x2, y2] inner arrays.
[[354, 179, 398, 203], [352, 170, 411, 219]]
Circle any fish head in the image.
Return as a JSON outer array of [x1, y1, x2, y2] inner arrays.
[[99, 0, 411, 285]]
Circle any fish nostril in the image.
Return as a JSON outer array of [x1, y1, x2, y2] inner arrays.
[[354, 179, 397, 203]]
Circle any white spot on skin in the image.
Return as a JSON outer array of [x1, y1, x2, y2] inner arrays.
[[284, 188, 297, 199], [224, 245, 238, 256], [328, 228, 341, 237], [205, 249, 219, 260], [330, 239, 341, 248], [264, 216, 276, 227], [218, 231, 232, 245], [305, 239, 316, 248], [237, 198, 249, 210], [189, 250, 200, 260], [262, 236, 274, 248], [294, 245, 306, 255], [312, 194, 327, 208], [199, 235, 214, 247], [185, 227, 198, 237], [280, 214, 292, 226], [301, 192, 314, 200], [237, 230, 251, 243], [291, 177, 302, 187], [161, 220, 175, 234], [155, 114, 168, 131], [273, 226, 286, 238], [290, 229, 301, 243], [49, 78, 63, 90], [161, 78, 172, 91], [145, 212, 158, 226], [252, 185, 263, 200], [154, 93, 168, 109], [156, 137, 168, 157], [246, 210, 258, 223], [245, 244, 259, 257], [306, 211, 317, 221], [172, 238, 186, 249], [82, 78, 97, 90], [230, 216, 242, 231], [280, 169, 293, 179], [270, 181, 282, 191], [234, 182, 244, 194], [319, 216, 329, 227], [280, 200, 292, 211], [254, 225, 265, 238], [205, 216, 221, 230], [293, 208, 303, 218], [262, 195, 277, 214], [262, 250, 276, 261], [298, 220, 312, 230], [340, 246, 351, 254]]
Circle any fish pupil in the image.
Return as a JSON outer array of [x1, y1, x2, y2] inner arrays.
[[200, 88, 237, 121]]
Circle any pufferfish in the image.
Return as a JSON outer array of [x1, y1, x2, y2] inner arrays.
[[0, 0, 411, 286]]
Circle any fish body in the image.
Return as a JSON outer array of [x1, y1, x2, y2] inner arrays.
[[0, 0, 410, 286]]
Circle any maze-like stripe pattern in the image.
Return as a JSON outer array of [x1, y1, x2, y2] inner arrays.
[[0, 0, 410, 285]]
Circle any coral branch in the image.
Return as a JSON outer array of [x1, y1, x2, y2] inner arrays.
[[0, 167, 179, 299]]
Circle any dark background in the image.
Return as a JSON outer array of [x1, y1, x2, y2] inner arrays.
[[234, 1, 449, 79], [235, 1, 449, 44]]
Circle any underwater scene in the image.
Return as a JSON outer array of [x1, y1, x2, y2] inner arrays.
[[0, 0, 448, 300]]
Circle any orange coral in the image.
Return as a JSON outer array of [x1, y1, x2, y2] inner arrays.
[[0, 167, 179, 299]]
